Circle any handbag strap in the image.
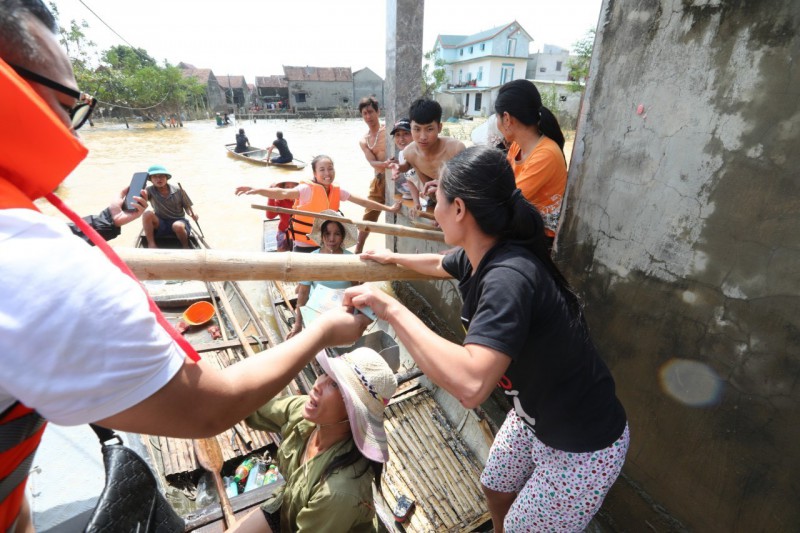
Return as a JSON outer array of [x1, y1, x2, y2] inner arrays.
[[90, 424, 122, 446]]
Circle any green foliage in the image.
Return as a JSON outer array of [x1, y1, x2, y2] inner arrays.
[[421, 48, 447, 97], [50, 7, 204, 119], [567, 28, 595, 93], [539, 83, 560, 113]]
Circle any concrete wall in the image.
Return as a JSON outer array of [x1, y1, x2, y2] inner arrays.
[[288, 81, 353, 110], [527, 51, 571, 82], [531, 80, 581, 130], [353, 68, 385, 108], [558, 1, 800, 530]]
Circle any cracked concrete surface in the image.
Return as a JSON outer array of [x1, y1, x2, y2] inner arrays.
[[556, 0, 800, 530]]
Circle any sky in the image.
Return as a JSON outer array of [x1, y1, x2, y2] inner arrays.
[[51, 0, 603, 83]]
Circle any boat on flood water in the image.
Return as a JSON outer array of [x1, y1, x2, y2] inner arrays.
[[225, 143, 306, 170], [133, 229, 288, 531], [261, 219, 492, 532]]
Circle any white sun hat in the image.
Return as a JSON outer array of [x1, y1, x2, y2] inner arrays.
[[315, 347, 397, 463], [310, 209, 358, 250]]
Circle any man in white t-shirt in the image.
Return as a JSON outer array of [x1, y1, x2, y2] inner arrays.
[[0, 3, 370, 530]]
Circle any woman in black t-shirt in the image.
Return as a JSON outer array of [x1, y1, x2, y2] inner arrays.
[[345, 145, 629, 532]]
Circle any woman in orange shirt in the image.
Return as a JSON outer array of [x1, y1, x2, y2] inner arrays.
[[495, 80, 567, 249]]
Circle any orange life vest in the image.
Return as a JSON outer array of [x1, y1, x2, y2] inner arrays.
[[0, 56, 89, 532], [288, 180, 341, 246]]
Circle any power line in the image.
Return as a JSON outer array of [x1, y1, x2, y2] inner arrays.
[[78, 0, 141, 54], [74, 0, 176, 111]]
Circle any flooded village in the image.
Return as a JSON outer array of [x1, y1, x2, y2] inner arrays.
[[6, 0, 799, 532]]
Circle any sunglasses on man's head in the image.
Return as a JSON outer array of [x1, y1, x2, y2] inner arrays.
[[10, 64, 97, 130]]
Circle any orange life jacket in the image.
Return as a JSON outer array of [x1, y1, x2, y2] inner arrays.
[[288, 180, 341, 246]]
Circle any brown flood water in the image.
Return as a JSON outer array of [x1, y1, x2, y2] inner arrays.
[[35, 117, 392, 310], [37, 118, 385, 250]]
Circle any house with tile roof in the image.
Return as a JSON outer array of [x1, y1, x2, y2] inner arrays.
[[179, 63, 226, 112], [353, 67, 385, 108], [434, 21, 532, 116], [255, 75, 289, 109], [282, 66, 353, 111], [217, 75, 251, 112]]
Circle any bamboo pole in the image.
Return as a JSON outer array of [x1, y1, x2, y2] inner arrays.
[[414, 209, 436, 221], [117, 248, 445, 282], [274, 281, 295, 312], [254, 204, 445, 242], [208, 281, 257, 359]]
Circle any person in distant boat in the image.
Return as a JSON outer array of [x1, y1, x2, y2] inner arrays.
[[0, 3, 371, 531], [224, 112, 231, 125], [235, 154, 401, 253], [141, 164, 198, 248], [68, 186, 149, 244], [287, 211, 359, 339], [231, 348, 397, 533], [265, 130, 293, 165], [235, 127, 250, 153], [348, 146, 629, 533], [216, 113, 223, 126]]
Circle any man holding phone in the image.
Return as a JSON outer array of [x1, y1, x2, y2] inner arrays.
[[141, 164, 198, 248], [68, 186, 148, 244]]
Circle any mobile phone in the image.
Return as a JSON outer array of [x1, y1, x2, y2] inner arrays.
[[124, 172, 149, 212], [355, 305, 377, 321], [393, 495, 415, 522]]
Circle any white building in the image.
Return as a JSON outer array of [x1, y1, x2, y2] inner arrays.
[[526, 44, 573, 82], [434, 21, 533, 117]]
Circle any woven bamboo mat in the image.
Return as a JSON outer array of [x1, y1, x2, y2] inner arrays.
[[380, 388, 490, 532]]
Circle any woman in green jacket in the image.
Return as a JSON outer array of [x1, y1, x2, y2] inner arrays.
[[231, 348, 397, 532]]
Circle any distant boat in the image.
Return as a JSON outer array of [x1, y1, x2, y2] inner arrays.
[[225, 143, 306, 170]]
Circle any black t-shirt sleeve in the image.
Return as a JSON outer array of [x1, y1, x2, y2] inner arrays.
[[441, 248, 467, 278], [68, 208, 120, 245], [463, 265, 534, 359]]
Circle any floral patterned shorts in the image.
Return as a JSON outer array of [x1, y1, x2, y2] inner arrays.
[[480, 410, 630, 532]]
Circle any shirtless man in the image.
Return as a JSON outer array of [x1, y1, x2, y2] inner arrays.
[[357, 96, 387, 253], [391, 99, 465, 215]]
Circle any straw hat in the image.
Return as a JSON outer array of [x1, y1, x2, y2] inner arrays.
[[311, 209, 358, 250], [269, 178, 300, 188], [316, 348, 397, 463]]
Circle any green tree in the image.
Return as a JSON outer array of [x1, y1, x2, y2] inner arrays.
[[567, 28, 595, 92], [421, 48, 447, 98], [50, 2, 96, 87], [97, 47, 203, 119], [49, 6, 203, 124]]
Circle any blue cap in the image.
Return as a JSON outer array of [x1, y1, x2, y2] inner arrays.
[[147, 164, 171, 179]]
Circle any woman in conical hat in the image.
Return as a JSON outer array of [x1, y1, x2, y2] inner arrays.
[[235, 348, 397, 532], [287, 210, 360, 339]]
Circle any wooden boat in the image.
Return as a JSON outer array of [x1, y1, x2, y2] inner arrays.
[[225, 143, 306, 170], [260, 221, 492, 532], [133, 229, 288, 531]]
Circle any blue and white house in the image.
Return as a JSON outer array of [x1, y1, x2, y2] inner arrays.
[[434, 21, 533, 117]]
